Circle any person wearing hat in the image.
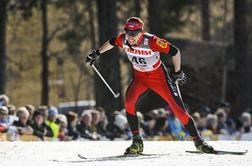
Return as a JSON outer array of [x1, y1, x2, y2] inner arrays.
[[25, 104, 35, 125], [0, 94, 9, 107], [6, 105, 18, 126], [86, 17, 215, 154], [31, 111, 53, 140], [46, 106, 59, 138], [13, 107, 33, 135]]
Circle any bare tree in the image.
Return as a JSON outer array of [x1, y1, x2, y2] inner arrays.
[[148, 0, 160, 35], [87, 0, 96, 49], [40, 0, 49, 105], [96, 0, 123, 113], [40, 0, 67, 105], [134, 0, 141, 17], [232, 0, 250, 113], [221, 0, 228, 102], [200, 0, 210, 41], [0, 0, 7, 93]]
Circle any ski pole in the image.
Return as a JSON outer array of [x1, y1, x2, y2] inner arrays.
[[175, 80, 183, 103], [91, 64, 120, 98]]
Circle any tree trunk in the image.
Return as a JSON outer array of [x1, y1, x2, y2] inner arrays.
[[148, 0, 160, 35], [134, 0, 141, 17], [0, 0, 7, 94], [233, 0, 250, 114], [87, 0, 96, 49], [221, 0, 228, 102], [40, 0, 49, 105], [96, 0, 123, 113], [200, 0, 210, 41], [86, 0, 96, 100]]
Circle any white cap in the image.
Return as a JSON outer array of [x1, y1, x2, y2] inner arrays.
[[17, 107, 30, 117], [0, 106, 8, 115], [114, 114, 128, 130]]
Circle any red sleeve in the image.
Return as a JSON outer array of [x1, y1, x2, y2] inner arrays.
[[149, 36, 170, 54], [114, 33, 125, 48]]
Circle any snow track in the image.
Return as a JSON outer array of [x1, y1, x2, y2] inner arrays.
[[0, 141, 251, 166]]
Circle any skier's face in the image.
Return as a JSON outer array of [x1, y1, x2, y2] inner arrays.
[[125, 29, 143, 45], [125, 29, 142, 37]]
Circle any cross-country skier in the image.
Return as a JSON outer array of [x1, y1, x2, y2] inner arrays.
[[86, 17, 215, 154]]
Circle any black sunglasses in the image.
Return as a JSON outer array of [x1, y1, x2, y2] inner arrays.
[[125, 29, 142, 37]]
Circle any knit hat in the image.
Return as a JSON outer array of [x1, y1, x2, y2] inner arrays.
[[17, 107, 30, 118], [0, 106, 8, 115], [48, 106, 58, 116], [114, 113, 128, 130], [33, 110, 45, 118]]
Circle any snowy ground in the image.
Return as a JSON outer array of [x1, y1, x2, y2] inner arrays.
[[0, 141, 251, 166]]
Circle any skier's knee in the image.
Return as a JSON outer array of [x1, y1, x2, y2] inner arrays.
[[125, 99, 137, 115]]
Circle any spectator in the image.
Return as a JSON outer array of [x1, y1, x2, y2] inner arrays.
[[241, 112, 251, 133], [25, 104, 35, 125], [142, 111, 156, 137], [192, 112, 201, 129], [6, 105, 18, 126], [38, 105, 49, 119], [166, 111, 185, 139], [137, 111, 150, 138], [218, 101, 236, 134], [0, 94, 9, 106], [113, 112, 129, 132], [90, 110, 100, 133], [95, 107, 109, 138], [206, 114, 218, 134], [77, 111, 99, 140], [31, 111, 53, 140], [104, 111, 125, 140], [199, 113, 218, 140], [1, 106, 19, 141], [215, 108, 228, 134], [153, 108, 169, 136], [46, 106, 59, 139], [13, 107, 33, 135], [56, 114, 68, 141], [66, 111, 79, 140], [197, 106, 211, 132], [0, 106, 9, 133]]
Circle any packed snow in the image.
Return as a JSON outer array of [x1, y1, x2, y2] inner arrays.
[[0, 141, 251, 166]]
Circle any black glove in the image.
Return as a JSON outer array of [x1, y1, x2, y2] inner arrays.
[[86, 49, 100, 65], [173, 70, 187, 85]]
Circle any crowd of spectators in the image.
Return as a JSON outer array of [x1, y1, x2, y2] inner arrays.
[[1, 94, 252, 141]]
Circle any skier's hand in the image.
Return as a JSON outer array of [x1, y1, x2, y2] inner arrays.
[[86, 49, 100, 65], [173, 70, 187, 85]]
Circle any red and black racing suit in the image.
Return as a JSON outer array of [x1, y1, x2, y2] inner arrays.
[[110, 32, 199, 139]]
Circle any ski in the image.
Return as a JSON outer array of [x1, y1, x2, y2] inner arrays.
[[78, 153, 169, 161], [186, 150, 248, 155]]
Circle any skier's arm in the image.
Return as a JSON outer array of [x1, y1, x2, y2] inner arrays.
[[171, 48, 181, 72], [86, 33, 124, 65], [149, 36, 186, 84], [97, 41, 115, 54], [97, 33, 125, 54], [149, 36, 181, 72]]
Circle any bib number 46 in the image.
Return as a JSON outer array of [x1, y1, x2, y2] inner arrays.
[[131, 57, 147, 64]]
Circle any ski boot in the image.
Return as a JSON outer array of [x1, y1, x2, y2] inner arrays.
[[194, 138, 215, 154], [124, 135, 143, 155]]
